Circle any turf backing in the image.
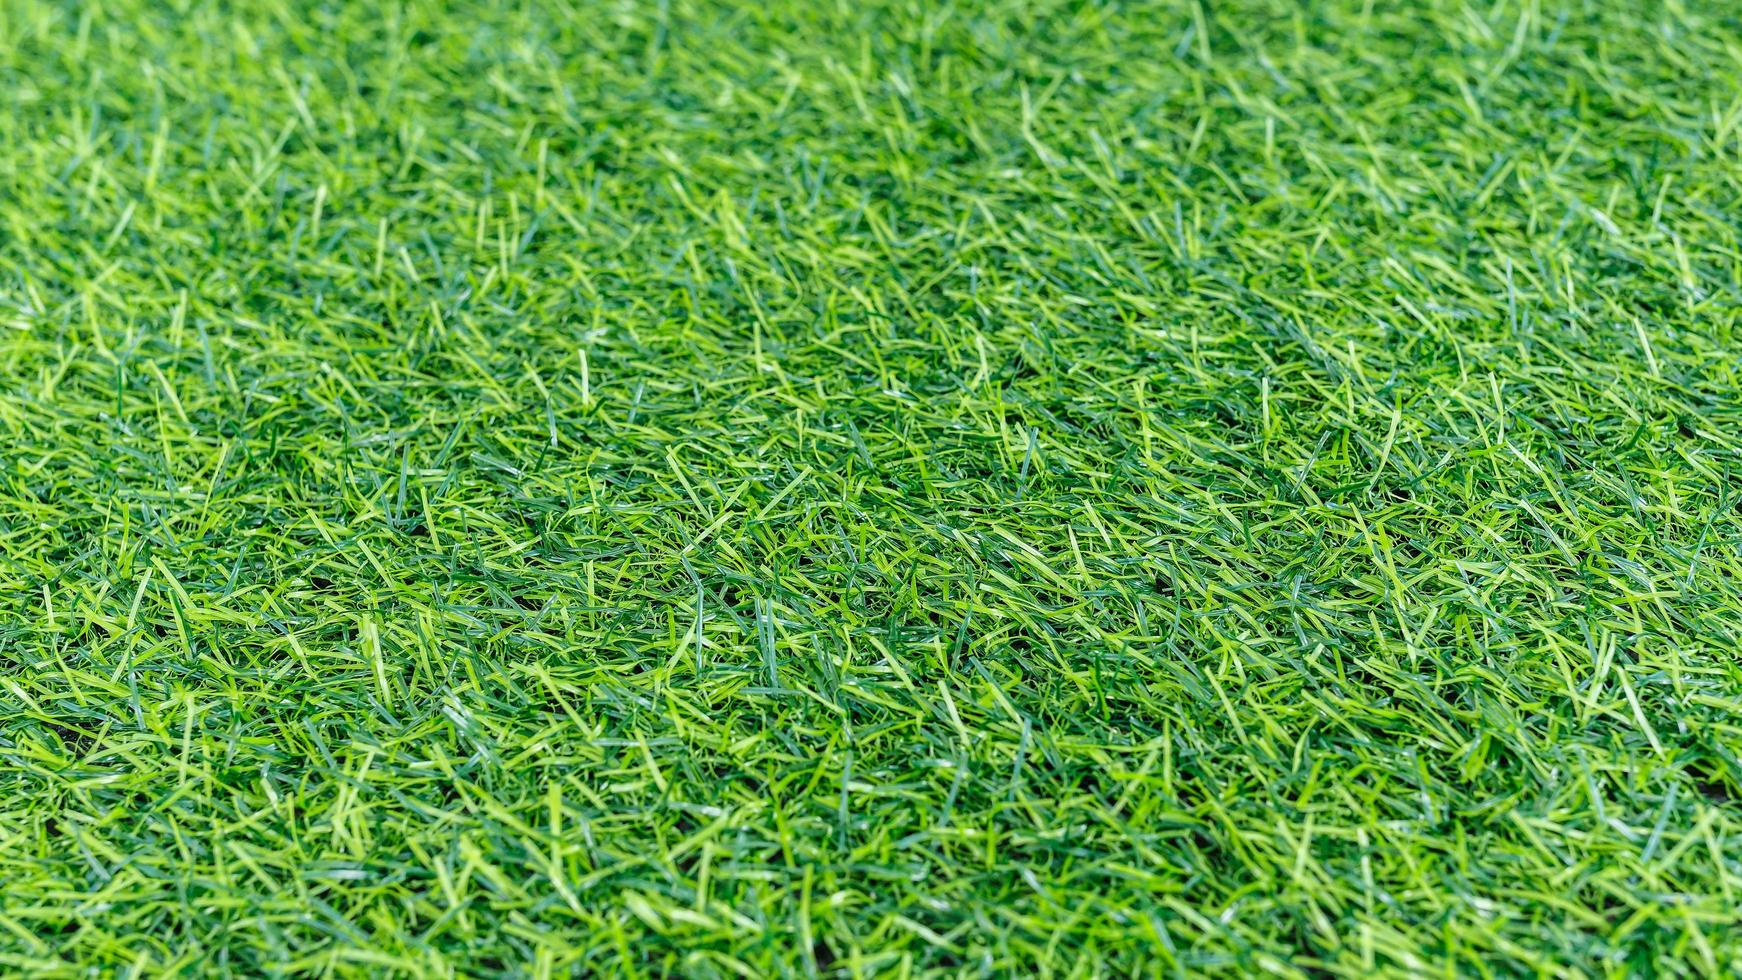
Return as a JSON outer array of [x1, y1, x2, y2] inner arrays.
[[4, 0, 1742, 975]]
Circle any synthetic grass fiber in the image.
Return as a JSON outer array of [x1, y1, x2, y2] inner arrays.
[[4, 0, 1742, 975]]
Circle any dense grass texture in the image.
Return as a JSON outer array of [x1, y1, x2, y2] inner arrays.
[[4, 0, 1742, 974]]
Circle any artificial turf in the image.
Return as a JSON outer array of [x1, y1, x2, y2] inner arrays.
[[3, 0, 1742, 974]]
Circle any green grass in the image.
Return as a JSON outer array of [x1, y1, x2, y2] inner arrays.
[[3, 0, 1742, 974]]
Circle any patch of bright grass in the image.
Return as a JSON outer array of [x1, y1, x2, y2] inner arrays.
[[4, 0, 1742, 974]]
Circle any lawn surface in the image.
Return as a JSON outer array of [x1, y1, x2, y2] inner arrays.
[[4, 0, 1742, 975]]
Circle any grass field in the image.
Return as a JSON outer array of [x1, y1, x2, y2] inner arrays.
[[4, 0, 1742, 974]]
